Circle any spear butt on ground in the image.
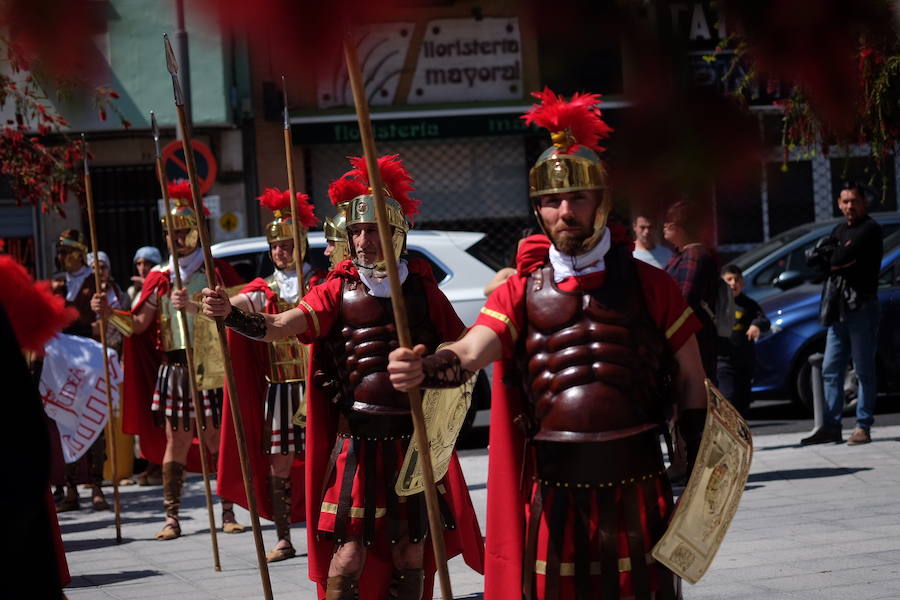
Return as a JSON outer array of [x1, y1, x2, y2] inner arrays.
[[163, 34, 274, 600], [342, 39, 454, 600], [151, 112, 222, 571], [81, 133, 123, 545], [281, 75, 305, 292]]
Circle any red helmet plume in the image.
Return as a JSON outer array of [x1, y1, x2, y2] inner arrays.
[[327, 173, 368, 207], [348, 154, 420, 218], [167, 179, 193, 201], [522, 87, 612, 154], [293, 192, 320, 228]]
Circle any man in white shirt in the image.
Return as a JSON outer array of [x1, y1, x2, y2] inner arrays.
[[631, 213, 672, 269]]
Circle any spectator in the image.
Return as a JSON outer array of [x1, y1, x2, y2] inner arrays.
[[663, 200, 720, 382], [632, 212, 672, 268], [127, 246, 162, 302], [717, 264, 769, 417], [801, 183, 883, 446]]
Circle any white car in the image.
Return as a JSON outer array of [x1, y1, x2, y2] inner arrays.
[[211, 230, 497, 432]]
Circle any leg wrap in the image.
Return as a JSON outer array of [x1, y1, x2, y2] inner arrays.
[[270, 475, 292, 542], [162, 461, 185, 520], [393, 568, 424, 600], [325, 575, 358, 600]]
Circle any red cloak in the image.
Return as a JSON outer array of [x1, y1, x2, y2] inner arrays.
[[303, 259, 484, 599], [122, 258, 243, 472], [217, 275, 309, 522]]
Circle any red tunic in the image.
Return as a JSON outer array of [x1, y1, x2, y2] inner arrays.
[[122, 258, 243, 472], [216, 268, 326, 522], [477, 235, 701, 600], [298, 259, 484, 599]]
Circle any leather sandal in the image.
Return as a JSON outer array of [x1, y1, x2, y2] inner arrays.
[[155, 519, 181, 541], [266, 542, 296, 563], [92, 487, 110, 511], [55, 496, 80, 513], [222, 508, 246, 534]]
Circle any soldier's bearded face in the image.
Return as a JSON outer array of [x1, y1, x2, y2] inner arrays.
[[348, 223, 383, 267], [168, 228, 198, 256], [270, 239, 295, 270], [538, 191, 600, 255]]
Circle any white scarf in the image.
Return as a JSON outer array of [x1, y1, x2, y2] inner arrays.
[[65, 265, 92, 302], [548, 227, 611, 283], [357, 260, 409, 298], [166, 248, 205, 284], [274, 263, 312, 304]]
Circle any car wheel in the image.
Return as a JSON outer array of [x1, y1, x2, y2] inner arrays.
[[794, 345, 858, 416]]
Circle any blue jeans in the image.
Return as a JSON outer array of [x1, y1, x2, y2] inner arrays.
[[822, 299, 881, 430]]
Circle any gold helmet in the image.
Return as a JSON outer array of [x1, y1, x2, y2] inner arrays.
[[523, 88, 614, 254], [258, 188, 319, 266], [324, 174, 352, 268], [57, 229, 88, 255], [160, 180, 207, 250], [329, 155, 420, 267]]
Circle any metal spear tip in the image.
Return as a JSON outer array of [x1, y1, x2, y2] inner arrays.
[[281, 76, 289, 129], [164, 33, 178, 75], [81, 132, 89, 172], [151, 111, 159, 138]]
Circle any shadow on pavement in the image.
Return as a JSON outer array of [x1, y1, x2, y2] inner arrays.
[[66, 570, 160, 587], [61, 516, 161, 534], [64, 537, 136, 552], [747, 466, 872, 483]]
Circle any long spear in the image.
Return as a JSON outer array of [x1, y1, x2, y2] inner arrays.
[[163, 34, 274, 599], [81, 133, 123, 544], [342, 39, 453, 600], [151, 111, 222, 571], [281, 76, 305, 292]]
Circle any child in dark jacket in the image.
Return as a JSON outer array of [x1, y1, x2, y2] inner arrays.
[[717, 264, 770, 417]]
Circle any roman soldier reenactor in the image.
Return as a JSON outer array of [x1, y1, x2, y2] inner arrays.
[[92, 183, 246, 540], [388, 89, 710, 600], [202, 155, 484, 600], [217, 187, 325, 563]]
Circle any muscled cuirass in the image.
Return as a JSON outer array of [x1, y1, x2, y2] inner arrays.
[[520, 246, 672, 442], [265, 274, 308, 383], [326, 274, 440, 415], [159, 268, 207, 352]]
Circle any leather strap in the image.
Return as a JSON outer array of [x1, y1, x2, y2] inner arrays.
[[623, 485, 651, 599], [333, 438, 357, 545]]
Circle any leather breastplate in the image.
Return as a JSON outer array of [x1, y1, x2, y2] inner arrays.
[[520, 245, 673, 442], [326, 274, 440, 415], [265, 274, 308, 383]]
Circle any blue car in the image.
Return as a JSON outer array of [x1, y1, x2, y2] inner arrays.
[[752, 229, 900, 412], [732, 212, 900, 303]]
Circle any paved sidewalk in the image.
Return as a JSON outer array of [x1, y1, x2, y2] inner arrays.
[[62, 424, 900, 599]]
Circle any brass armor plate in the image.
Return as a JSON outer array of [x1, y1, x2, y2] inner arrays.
[[651, 380, 753, 584]]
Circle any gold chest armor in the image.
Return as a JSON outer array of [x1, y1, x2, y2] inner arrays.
[[158, 268, 239, 391], [159, 268, 207, 352], [266, 275, 309, 383]]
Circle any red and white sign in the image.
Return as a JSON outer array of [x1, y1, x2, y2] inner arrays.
[[162, 139, 218, 195], [41, 334, 122, 464]]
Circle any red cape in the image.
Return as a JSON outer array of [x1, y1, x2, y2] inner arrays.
[[217, 276, 306, 521], [122, 259, 243, 472], [305, 259, 484, 598]]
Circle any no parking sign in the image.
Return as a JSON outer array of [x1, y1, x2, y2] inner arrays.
[[161, 140, 218, 195]]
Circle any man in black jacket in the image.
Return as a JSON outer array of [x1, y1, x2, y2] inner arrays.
[[802, 183, 883, 446]]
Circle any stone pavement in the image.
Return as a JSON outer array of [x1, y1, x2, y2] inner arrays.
[[61, 424, 900, 599]]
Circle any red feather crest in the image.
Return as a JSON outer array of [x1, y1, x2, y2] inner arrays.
[[294, 192, 320, 228], [348, 155, 420, 218], [167, 179, 193, 200], [522, 87, 612, 154], [258, 187, 291, 213], [327, 173, 368, 207], [166, 179, 210, 217]]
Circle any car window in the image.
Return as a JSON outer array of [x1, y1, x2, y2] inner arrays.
[[733, 226, 816, 271], [753, 256, 787, 287]]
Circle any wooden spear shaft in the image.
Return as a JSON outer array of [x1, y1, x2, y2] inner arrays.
[[163, 34, 273, 600], [81, 133, 123, 545], [342, 39, 453, 600], [281, 75, 305, 292], [151, 112, 222, 572]]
